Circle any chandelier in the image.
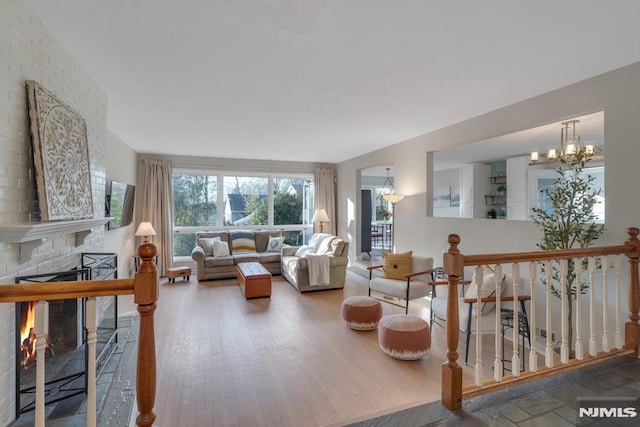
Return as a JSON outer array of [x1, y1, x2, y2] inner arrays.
[[381, 168, 404, 204], [530, 120, 595, 164]]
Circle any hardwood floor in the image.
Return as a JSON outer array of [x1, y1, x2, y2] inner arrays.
[[148, 271, 516, 426]]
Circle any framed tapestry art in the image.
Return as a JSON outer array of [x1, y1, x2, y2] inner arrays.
[[27, 81, 94, 221]]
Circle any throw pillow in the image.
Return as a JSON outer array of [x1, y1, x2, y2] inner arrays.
[[266, 236, 285, 252], [198, 237, 220, 256], [212, 240, 230, 257], [295, 245, 315, 257], [230, 231, 256, 253], [382, 251, 413, 280]]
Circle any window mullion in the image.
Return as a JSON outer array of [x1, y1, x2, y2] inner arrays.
[[217, 172, 224, 226], [268, 175, 274, 226]]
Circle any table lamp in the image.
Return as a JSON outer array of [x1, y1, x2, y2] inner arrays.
[[312, 209, 330, 233], [135, 221, 156, 243]]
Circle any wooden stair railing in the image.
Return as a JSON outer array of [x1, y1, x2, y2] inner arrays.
[[0, 243, 158, 427], [441, 227, 640, 411]]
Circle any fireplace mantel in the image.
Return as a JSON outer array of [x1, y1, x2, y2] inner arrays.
[[0, 218, 111, 262]]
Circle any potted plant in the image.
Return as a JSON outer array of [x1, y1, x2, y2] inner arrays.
[[530, 147, 604, 357], [496, 184, 506, 196]]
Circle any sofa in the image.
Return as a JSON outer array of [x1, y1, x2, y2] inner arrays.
[[281, 233, 349, 292], [191, 230, 285, 281]]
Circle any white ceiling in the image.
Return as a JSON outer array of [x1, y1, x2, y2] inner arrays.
[[23, 1, 640, 164]]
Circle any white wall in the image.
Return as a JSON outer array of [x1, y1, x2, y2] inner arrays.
[[104, 131, 138, 278], [338, 61, 640, 260], [0, 1, 108, 422]]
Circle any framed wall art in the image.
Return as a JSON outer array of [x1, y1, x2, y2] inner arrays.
[[450, 185, 460, 207], [433, 185, 451, 208], [26, 81, 94, 221]]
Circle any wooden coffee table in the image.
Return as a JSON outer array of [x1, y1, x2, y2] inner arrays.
[[236, 262, 272, 299]]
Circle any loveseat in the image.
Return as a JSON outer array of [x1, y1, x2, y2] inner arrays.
[[281, 233, 349, 292], [191, 230, 285, 281]]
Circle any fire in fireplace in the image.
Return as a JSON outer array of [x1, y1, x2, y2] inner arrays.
[[20, 301, 37, 367]]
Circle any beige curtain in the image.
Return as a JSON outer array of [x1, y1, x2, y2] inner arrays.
[[141, 159, 173, 275], [314, 167, 336, 235]]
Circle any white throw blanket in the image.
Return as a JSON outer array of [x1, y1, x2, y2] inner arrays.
[[305, 253, 330, 286]]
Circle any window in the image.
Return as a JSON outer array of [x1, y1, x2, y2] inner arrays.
[[223, 175, 268, 226], [172, 170, 314, 256], [273, 176, 314, 246], [172, 172, 217, 256], [532, 166, 605, 223]]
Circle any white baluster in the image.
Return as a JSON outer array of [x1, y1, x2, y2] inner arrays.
[[615, 255, 623, 349], [560, 259, 569, 363], [493, 264, 503, 382], [602, 256, 610, 352], [86, 297, 97, 427], [545, 260, 553, 368], [35, 301, 49, 427], [511, 263, 521, 377], [474, 265, 483, 387], [575, 258, 584, 360], [528, 262, 537, 372], [588, 257, 597, 356]]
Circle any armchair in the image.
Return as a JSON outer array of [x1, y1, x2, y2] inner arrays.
[[367, 254, 434, 314], [430, 268, 531, 364]]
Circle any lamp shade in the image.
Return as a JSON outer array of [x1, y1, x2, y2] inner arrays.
[[382, 193, 405, 204], [312, 209, 330, 223], [135, 221, 156, 238]]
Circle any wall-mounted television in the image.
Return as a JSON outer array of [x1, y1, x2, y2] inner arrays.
[[106, 180, 135, 230]]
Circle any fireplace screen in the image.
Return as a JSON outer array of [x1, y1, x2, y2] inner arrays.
[[14, 253, 118, 418], [15, 269, 89, 415]]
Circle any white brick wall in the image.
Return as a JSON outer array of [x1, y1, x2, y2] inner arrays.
[[0, 1, 108, 423]]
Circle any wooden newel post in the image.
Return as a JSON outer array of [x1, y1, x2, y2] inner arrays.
[[441, 234, 464, 410], [625, 227, 640, 356], [134, 242, 159, 427]]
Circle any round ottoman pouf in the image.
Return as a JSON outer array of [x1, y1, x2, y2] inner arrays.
[[378, 314, 431, 360], [341, 296, 383, 330]]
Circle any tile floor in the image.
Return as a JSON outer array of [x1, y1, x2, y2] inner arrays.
[[349, 355, 640, 426]]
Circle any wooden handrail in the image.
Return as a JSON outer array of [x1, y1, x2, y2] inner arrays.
[[0, 279, 134, 303], [463, 243, 635, 266]]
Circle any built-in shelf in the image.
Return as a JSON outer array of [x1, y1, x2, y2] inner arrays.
[[489, 175, 507, 184], [484, 195, 506, 205], [0, 218, 112, 263], [487, 173, 507, 217]]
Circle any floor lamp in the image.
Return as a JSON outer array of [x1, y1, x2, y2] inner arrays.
[[382, 194, 404, 251]]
